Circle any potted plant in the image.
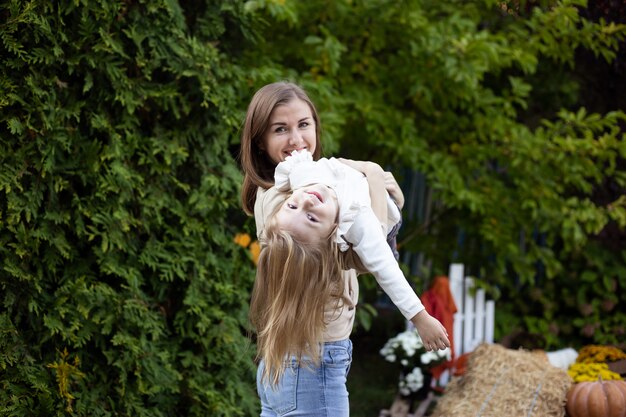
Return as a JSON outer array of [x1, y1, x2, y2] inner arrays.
[[380, 329, 451, 400]]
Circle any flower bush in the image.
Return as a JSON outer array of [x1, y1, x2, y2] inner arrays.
[[575, 345, 626, 364], [568, 345, 626, 383], [380, 329, 451, 395], [567, 363, 622, 383]]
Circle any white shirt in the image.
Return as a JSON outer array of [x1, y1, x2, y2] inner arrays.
[[274, 150, 424, 321]]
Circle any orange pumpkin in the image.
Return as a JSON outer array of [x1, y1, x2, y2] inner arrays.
[[566, 379, 626, 417]]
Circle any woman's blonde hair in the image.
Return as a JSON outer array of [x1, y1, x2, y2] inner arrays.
[[249, 213, 345, 386], [239, 82, 322, 215]]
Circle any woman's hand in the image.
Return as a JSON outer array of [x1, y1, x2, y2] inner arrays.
[[383, 171, 404, 210], [336, 158, 381, 176]]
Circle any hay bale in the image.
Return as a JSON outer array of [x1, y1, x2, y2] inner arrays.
[[431, 343, 573, 417]]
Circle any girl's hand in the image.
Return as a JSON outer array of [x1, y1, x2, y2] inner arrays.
[[410, 310, 450, 351]]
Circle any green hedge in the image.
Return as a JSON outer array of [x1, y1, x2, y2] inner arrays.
[[1, 1, 257, 415]]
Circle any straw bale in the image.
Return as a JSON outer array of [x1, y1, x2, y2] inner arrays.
[[431, 343, 573, 417]]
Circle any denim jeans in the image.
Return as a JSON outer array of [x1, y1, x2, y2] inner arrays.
[[386, 215, 402, 261], [256, 339, 353, 417]]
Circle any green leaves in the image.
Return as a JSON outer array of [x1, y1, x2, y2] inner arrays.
[[231, 0, 626, 349], [1, 0, 258, 415]]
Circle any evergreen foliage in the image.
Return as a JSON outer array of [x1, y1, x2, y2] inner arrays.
[[1, 0, 625, 415], [1, 1, 257, 415]]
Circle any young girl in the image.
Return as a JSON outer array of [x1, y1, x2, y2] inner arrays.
[[241, 81, 438, 416], [252, 150, 449, 378]]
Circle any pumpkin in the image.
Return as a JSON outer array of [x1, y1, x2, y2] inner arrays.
[[566, 378, 626, 417]]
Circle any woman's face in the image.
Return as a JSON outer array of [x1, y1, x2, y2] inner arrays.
[[261, 98, 317, 165]]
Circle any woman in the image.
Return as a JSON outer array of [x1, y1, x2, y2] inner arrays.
[[239, 81, 435, 417]]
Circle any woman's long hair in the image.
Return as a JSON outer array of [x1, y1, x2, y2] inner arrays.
[[249, 216, 345, 386], [239, 82, 322, 215]]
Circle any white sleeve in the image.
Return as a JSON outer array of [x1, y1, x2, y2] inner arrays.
[[343, 208, 424, 320]]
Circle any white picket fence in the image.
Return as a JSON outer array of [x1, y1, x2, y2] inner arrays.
[[436, 263, 495, 386]]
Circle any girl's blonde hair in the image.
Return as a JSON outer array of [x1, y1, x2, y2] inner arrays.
[[239, 81, 322, 215], [249, 213, 345, 386]]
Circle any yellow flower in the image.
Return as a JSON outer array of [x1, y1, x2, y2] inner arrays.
[[576, 345, 626, 364], [233, 233, 260, 265], [567, 362, 622, 383], [234, 233, 251, 248], [249, 241, 260, 265]]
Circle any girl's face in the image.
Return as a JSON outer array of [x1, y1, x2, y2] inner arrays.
[[275, 184, 338, 244], [261, 98, 317, 164]]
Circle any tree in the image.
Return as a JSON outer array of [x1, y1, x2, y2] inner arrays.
[[237, 0, 626, 347]]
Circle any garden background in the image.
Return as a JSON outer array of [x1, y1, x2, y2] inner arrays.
[[1, 0, 625, 416]]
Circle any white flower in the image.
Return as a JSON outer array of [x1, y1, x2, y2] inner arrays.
[[381, 329, 451, 375], [382, 328, 450, 396], [420, 351, 438, 365], [400, 367, 424, 393]]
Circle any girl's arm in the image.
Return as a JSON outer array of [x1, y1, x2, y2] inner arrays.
[[337, 159, 449, 351], [343, 207, 450, 351]]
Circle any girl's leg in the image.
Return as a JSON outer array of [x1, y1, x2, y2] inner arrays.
[[386, 205, 402, 261]]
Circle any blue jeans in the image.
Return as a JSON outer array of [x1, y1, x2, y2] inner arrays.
[[256, 339, 353, 417]]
